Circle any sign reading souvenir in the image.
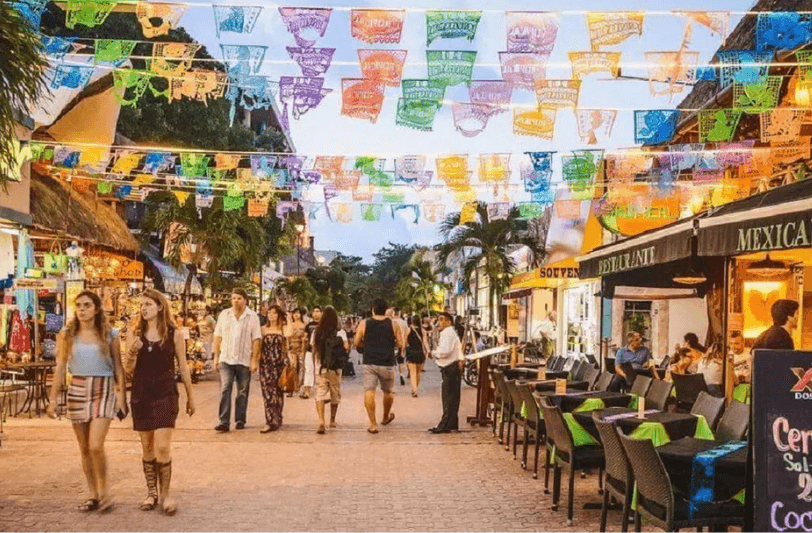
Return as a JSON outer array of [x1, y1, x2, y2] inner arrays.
[[586, 12, 644, 50], [426, 10, 482, 46], [358, 49, 407, 87], [513, 107, 556, 139], [505, 11, 559, 53], [351, 9, 405, 44], [426, 51, 477, 88], [341, 78, 385, 123], [752, 350, 812, 532]]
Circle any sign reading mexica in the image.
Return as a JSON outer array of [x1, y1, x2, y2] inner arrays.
[[753, 350, 812, 531]]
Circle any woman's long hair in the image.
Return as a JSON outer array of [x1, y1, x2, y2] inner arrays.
[[267, 304, 287, 328], [134, 289, 176, 343], [314, 306, 339, 357], [64, 290, 110, 361], [684, 332, 705, 353], [409, 315, 423, 337]]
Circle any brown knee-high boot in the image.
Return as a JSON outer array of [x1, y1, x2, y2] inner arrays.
[[141, 460, 158, 511], [156, 461, 176, 516]]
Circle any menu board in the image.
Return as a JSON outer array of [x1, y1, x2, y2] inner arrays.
[[753, 349, 812, 532]]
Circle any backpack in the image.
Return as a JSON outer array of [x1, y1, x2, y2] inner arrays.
[[320, 333, 349, 372]]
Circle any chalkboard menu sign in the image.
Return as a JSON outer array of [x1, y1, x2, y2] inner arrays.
[[753, 349, 812, 532]]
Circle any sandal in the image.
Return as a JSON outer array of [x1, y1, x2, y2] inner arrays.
[[97, 496, 114, 514], [367, 427, 379, 434], [140, 496, 157, 511], [382, 412, 395, 426], [316, 425, 325, 434], [78, 499, 99, 512], [260, 426, 274, 434], [162, 499, 177, 516]]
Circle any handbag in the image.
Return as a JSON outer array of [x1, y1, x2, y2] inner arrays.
[[43, 243, 67, 274], [45, 313, 64, 333], [278, 365, 296, 393]]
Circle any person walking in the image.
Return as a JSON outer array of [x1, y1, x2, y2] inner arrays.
[[354, 299, 404, 434], [254, 304, 288, 433], [300, 306, 322, 399], [405, 315, 428, 397], [123, 289, 195, 515], [200, 307, 216, 361], [392, 308, 408, 386], [753, 299, 798, 350], [429, 312, 464, 434], [46, 290, 127, 512], [287, 308, 307, 397], [312, 306, 349, 434], [212, 289, 261, 432]]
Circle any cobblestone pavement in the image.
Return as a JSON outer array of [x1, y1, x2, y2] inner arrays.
[[1, 359, 645, 532]]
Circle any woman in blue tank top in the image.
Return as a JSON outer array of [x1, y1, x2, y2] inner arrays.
[[47, 290, 126, 513]]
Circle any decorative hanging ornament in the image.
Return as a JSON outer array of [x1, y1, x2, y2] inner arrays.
[[426, 10, 482, 46], [575, 109, 616, 145], [505, 11, 559, 54], [341, 79, 385, 123], [358, 49, 408, 87], [535, 79, 580, 109], [350, 9, 405, 44], [426, 51, 477, 89], [513, 107, 556, 139], [569, 52, 621, 80], [213, 5, 263, 37], [136, 2, 186, 38], [586, 12, 644, 51], [499, 51, 550, 91], [278, 7, 332, 48]]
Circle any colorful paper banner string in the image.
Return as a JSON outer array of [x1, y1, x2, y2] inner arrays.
[[698, 109, 742, 142], [65, 0, 116, 29], [247, 199, 269, 217], [279, 76, 331, 120], [426, 10, 481, 46], [78, 147, 109, 173], [645, 50, 700, 98], [436, 155, 470, 190], [313, 156, 344, 181], [499, 51, 551, 91], [575, 109, 616, 145], [213, 5, 262, 37], [401, 79, 445, 102], [195, 194, 213, 209], [513, 107, 556, 139], [468, 80, 512, 108], [518, 202, 546, 219], [522, 167, 552, 195], [111, 151, 142, 175], [94, 39, 137, 65], [562, 150, 601, 200], [359, 49, 408, 87], [112, 70, 159, 107], [51, 65, 94, 90], [53, 146, 80, 169], [395, 155, 426, 183], [136, 2, 186, 38], [713, 140, 754, 168], [96, 181, 113, 195], [287, 47, 335, 77], [341, 79, 385, 123], [487, 202, 511, 221], [247, 155, 275, 180], [717, 50, 773, 88], [506, 11, 559, 54], [634, 110, 680, 145], [221, 44, 267, 77], [391, 204, 420, 223], [771, 137, 811, 165], [169, 70, 227, 105], [586, 12, 644, 50], [760, 108, 805, 144], [360, 203, 382, 221], [535, 79, 580, 109], [278, 7, 332, 48], [607, 153, 652, 183], [333, 202, 354, 223], [452, 103, 500, 138], [396, 98, 441, 131], [458, 202, 477, 224], [732, 76, 782, 113], [452, 188, 477, 204], [335, 170, 361, 190], [381, 190, 405, 203], [677, 11, 729, 41], [323, 184, 339, 201], [12, 0, 48, 30], [426, 51, 477, 88], [555, 199, 583, 219], [352, 185, 374, 202], [478, 153, 511, 183], [756, 12, 812, 52], [42, 36, 77, 60], [569, 52, 621, 80], [351, 9, 405, 44], [422, 203, 445, 223]]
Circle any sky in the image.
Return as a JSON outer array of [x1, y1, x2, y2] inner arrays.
[[177, 0, 755, 261]]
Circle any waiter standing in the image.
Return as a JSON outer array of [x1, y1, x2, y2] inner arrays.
[[429, 312, 464, 434]]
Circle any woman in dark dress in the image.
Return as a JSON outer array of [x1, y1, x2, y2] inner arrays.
[[124, 289, 195, 515], [406, 315, 428, 397], [255, 304, 288, 433]]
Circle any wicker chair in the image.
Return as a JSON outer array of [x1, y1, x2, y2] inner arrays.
[[504, 380, 527, 459], [518, 385, 546, 478], [489, 368, 504, 437], [618, 430, 745, 531], [496, 374, 513, 446], [715, 400, 749, 442], [593, 415, 634, 532], [690, 391, 725, 430], [672, 373, 708, 411], [644, 379, 673, 411], [548, 356, 560, 370], [551, 356, 567, 371], [583, 367, 600, 390], [594, 371, 614, 392], [569, 360, 584, 381], [573, 362, 593, 382], [628, 375, 653, 398], [540, 402, 606, 525]]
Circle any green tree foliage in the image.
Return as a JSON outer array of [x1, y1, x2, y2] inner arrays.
[[1, 3, 48, 188], [369, 242, 419, 305], [394, 249, 448, 316]]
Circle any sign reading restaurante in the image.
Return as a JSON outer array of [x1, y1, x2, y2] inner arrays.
[[596, 245, 656, 276]]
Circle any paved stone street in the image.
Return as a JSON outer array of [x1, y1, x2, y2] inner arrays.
[[1, 359, 638, 532]]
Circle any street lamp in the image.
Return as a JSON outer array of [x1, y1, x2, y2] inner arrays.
[[294, 223, 305, 275]]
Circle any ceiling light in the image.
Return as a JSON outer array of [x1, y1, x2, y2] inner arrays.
[[747, 254, 788, 278], [673, 267, 707, 285]]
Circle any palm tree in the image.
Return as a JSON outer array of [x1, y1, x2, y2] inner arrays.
[[395, 250, 449, 316], [1, 3, 47, 188], [436, 201, 548, 327], [140, 192, 273, 311]]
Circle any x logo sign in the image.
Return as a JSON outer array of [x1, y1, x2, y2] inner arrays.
[[791, 368, 812, 392]]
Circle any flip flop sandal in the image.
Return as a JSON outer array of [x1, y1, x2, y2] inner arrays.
[[78, 499, 99, 512], [163, 502, 177, 516], [97, 497, 114, 514], [382, 413, 395, 426], [140, 497, 157, 511], [316, 426, 325, 434], [367, 428, 379, 434]]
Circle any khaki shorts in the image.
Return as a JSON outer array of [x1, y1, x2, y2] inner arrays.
[[315, 369, 342, 404], [363, 365, 395, 393]]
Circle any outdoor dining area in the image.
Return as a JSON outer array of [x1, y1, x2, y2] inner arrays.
[[489, 355, 750, 531]]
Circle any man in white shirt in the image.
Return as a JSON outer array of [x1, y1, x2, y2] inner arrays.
[[212, 289, 262, 432], [429, 312, 465, 434], [533, 311, 557, 358], [729, 332, 751, 385]]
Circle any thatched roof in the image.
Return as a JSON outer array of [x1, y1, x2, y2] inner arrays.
[[677, 0, 798, 122], [30, 169, 139, 252]]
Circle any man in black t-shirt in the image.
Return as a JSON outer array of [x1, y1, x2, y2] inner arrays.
[[752, 299, 798, 350]]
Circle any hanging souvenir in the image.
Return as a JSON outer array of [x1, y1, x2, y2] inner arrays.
[[287, 47, 335, 77], [499, 52, 550, 91], [136, 2, 186, 38], [505, 11, 559, 54], [760, 109, 804, 144], [756, 12, 812, 52], [586, 12, 644, 50], [351, 9, 405, 44], [634, 110, 680, 145], [65, 0, 116, 29], [513, 107, 556, 139], [732, 76, 782, 113], [358, 49, 408, 87], [535, 79, 580, 109], [9, 310, 31, 353], [478, 153, 511, 183], [717, 50, 773, 88], [396, 99, 441, 131], [426, 10, 481, 46], [401, 79, 445, 103], [426, 51, 477, 88], [51, 65, 94, 90], [698, 109, 742, 142], [575, 109, 616, 145], [213, 5, 262, 37], [341, 79, 385, 123], [278, 7, 332, 48], [452, 103, 501, 138], [569, 52, 621, 80], [360, 204, 383, 222]]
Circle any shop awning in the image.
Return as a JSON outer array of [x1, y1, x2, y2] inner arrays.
[[578, 218, 697, 279], [144, 252, 202, 295], [697, 179, 812, 257]]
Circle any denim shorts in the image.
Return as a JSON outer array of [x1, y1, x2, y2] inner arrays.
[[363, 365, 395, 393]]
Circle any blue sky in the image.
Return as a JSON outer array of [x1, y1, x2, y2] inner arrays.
[[178, 0, 754, 261]]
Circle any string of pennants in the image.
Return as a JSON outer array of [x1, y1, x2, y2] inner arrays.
[[19, 138, 810, 224], [23, 1, 812, 145]]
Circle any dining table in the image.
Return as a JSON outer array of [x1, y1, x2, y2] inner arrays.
[[503, 366, 570, 381], [4, 360, 56, 417], [572, 407, 714, 444], [657, 437, 747, 502], [534, 390, 632, 413], [521, 379, 589, 392]]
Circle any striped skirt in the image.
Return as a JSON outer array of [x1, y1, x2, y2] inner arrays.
[[67, 375, 116, 423]]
